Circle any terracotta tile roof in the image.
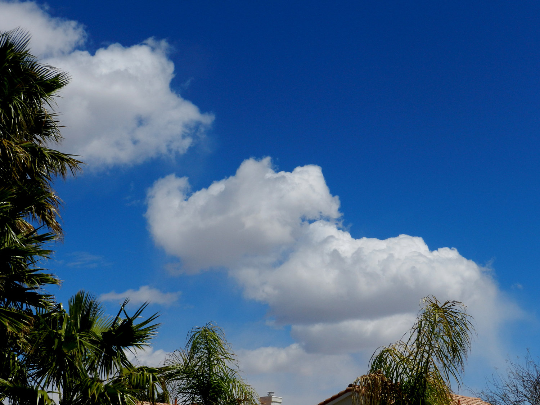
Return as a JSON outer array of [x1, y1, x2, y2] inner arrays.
[[317, 388, 491, 405], [317, 386, 353, 405], [452, 394, 491, 405]]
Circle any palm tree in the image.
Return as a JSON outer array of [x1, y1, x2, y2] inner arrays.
[[4, 291, 167, 405], [0, 27, 81, 403], [0, 186, 61, 404], [353, 296, 474, 405], [165, 322, 259, 405], [0, 28, 81, 237], [0, 28, 165, 405], [0, 186, 60, 330]]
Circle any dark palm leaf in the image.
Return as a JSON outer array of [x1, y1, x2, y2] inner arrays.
[[0, 28, 81, 236]]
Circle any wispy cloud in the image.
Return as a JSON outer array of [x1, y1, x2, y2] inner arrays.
[[64, 251, 109, 268], [100, 285, 180, 307]]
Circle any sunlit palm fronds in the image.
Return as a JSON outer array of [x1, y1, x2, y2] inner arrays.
[[165, 322, 259, 405], [23, 291, 163, 405], [356, 296, 474, 405], [352, 371, 405, 405]]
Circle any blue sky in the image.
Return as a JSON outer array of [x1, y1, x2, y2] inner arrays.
[[1, 1, 540, 403]]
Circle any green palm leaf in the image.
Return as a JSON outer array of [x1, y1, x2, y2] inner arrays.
[[353, 297, 474, 405], [166, 322, 259, 405]]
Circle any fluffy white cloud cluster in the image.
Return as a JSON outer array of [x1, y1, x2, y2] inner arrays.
[[100, 285, 180, 306], [146, 157, 340, 271], [48, 41, 213, 166], [146, 158, 517, 361], [0, 1, 213, 167]]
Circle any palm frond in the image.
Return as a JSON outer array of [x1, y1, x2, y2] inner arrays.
[[367, 296, 474, 405], [165, 322, 259, 405], [352, 371, 405, 405], [0, 28, 81, 236]]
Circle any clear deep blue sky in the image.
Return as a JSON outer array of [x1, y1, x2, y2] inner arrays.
[[50, 0, 540, 306], [2, 0, 540, 403]]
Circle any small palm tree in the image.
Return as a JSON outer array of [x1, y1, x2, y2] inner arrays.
[[19, 291, 167, 405], [165, 322, 259, 405], [353, 296, 474, 405]]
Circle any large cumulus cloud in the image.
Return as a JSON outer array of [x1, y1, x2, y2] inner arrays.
[[0, 0, 213, 167], [146, 157, 518, 363], [146, 157, 340, 271]]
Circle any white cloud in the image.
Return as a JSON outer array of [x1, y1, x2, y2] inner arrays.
[[146, 157, 340, 271], [238, 344, 359, 405], [47, 41, 213, 166], [239, 343, 355, 377], [146, 157, 521, 362], [234, 225, 497, 325], [126, 346, 170, 367], [0, 1, 213, 167], [290, 314, 417, 355], [100, 285, 180, 306], [0, 1, 85, 57]]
